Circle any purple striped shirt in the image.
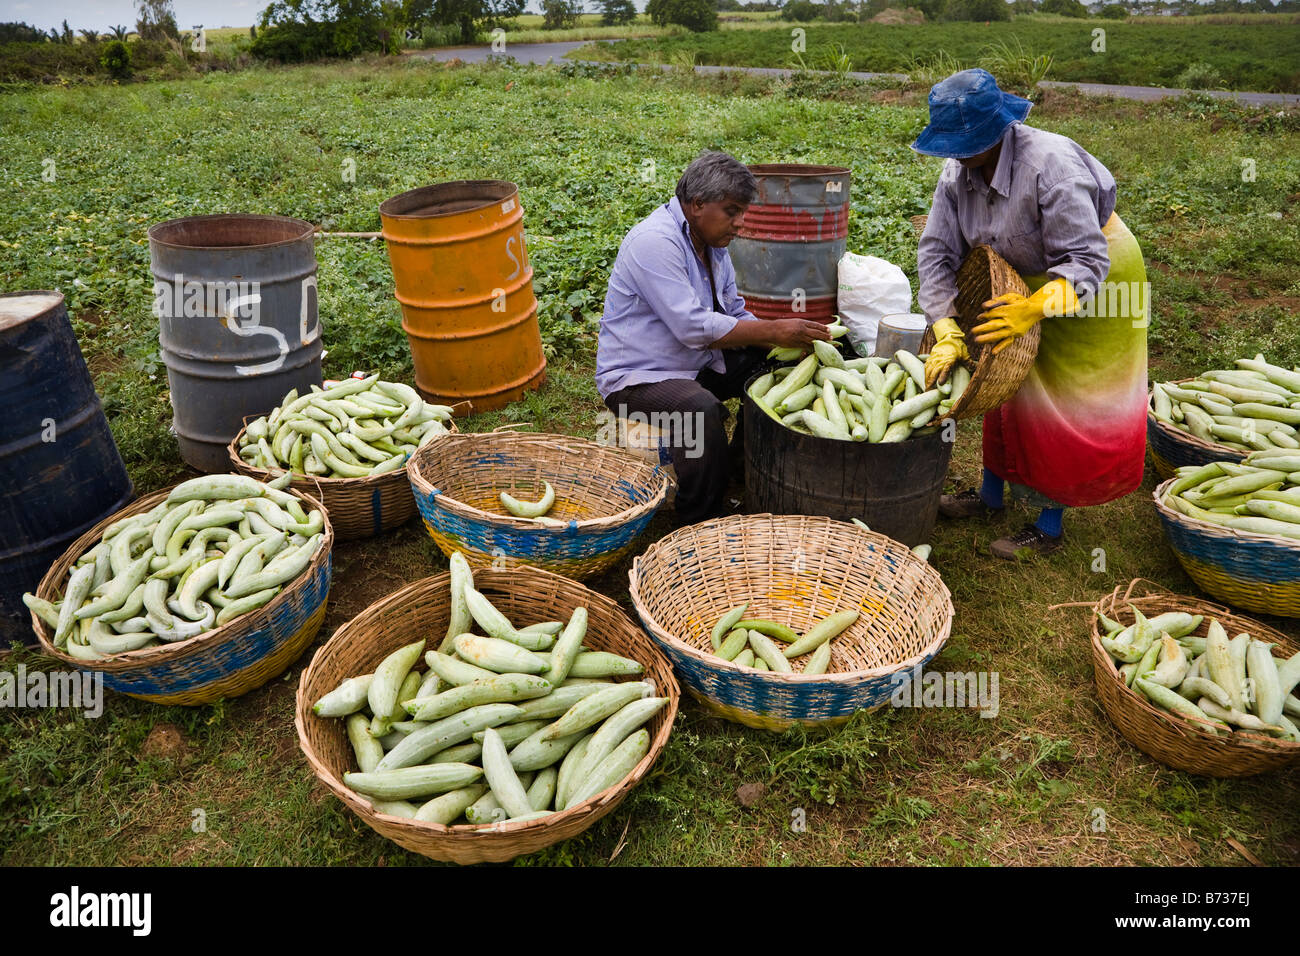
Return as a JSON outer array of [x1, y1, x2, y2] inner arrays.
[[917, 123, 1117, 322], [595, 196, 758, 399]]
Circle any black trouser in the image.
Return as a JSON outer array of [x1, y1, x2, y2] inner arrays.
[[604, 349, 765, 525]]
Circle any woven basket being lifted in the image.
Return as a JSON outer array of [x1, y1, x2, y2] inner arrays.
[[920, 244, 1038, 421], [295, 565, 679, 865], [1089, 579, 1300, 777], [628, 514, 954, 731], [32, 484, 333, 706]]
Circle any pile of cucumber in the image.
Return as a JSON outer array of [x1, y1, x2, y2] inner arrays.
[[1151, 355, 1300, 453], [704, 602, 859, 675], [750, 325, 969, 443], [1161, 451, 1300, 541], [237, 375, 453, 478], [22, 474, 325, 658], [1098, 607, 1300, 741], [313, 553, 668, 825]]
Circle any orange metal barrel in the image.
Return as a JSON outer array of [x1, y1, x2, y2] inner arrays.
[[380, 181, 547, 411]]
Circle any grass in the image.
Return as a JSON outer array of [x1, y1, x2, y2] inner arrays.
[[1, 58, 1298, 866], [572, 16, 1300, 93]]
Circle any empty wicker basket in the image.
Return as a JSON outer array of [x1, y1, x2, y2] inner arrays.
[[628, 514, 954, 731], [407, 431, 669, 580], [295, 565, 679, 864], [920, 244, 1037, 421]]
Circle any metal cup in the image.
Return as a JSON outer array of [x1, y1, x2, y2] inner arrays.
[[873, 313, 929, 357]]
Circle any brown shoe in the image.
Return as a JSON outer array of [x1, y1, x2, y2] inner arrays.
[[991, 524, 1064, 560], [938, 489, 1003, 520]]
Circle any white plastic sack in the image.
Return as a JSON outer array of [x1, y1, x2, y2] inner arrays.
[[836, 252, 913, 357]]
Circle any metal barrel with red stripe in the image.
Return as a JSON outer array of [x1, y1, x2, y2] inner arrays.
[[729, 164, 851, 324]]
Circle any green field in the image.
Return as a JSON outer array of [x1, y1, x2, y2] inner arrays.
[[1, 59, 1298, 866], [574, 16, 1300, 92]]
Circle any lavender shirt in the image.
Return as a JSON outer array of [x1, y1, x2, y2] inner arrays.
[[917, 123, 1117, 322], [595, 196, 758, 399]]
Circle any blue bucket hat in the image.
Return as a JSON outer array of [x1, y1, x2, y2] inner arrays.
[[911, 69, 1033, 159]]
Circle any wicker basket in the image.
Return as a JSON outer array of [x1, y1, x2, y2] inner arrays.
[[1089, 579, 1300, 777], [407, 431, 670, 580], [228, 415, 459, 541], [627, 514, 954, 731], [31, 485, 333, 706], [295, 565, 679, 865], [919, 244, 1037, 421], [1154, 477, 1300, 617], [1146, 381, 1247, 481]]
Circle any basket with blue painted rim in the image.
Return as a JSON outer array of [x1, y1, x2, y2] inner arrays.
[[627, 513, 954, 731], [407, 430, 670, 580], [1147, 381, 1247, 481], [1154, 476, 1300, 617], [228, 414, 460, 542], [31, 483, 333, 706]]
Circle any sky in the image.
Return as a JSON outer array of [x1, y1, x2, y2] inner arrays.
[[0, 0, 564, 31]]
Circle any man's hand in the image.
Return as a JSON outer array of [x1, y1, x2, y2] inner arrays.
[[712, 318, 832, 351], [769, 319, 833, 349]]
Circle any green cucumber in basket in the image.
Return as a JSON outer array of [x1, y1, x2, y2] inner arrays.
[[508, 682, 606, 722], [347, 714, 384, 774], [542, 682, 653, 740], [470, 719, 551, 749], [735, 619, 798, 643], [367, 639, 427, 736], [509, 724, 589, 773], [430, 742, 483, 764], [564, 729, 651, 810], [711, 603, 748, 651], [802, 641, 833, 676], [442, 552, 474, 653], [555, 734, 595, 810], [464, 586, 554, 651], [545, 607, 588, 684], [537, 650, 644, 678], [402, 673, 552, 721], [375, 703, 524, 771], [414, 785, 488, 825], [481, 727, 535, 819], [748, 632, 792, 673], [453, 633, 548, 674], [571, 696, 667, 787], [783, 609, 860, 659], [425, 651, 497, 687], [527, 767, 559, 812], [345, 763, 483, 801]]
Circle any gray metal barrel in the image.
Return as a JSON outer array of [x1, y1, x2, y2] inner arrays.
[[150, 214, 322, 472], [0, 292, 134, 644], [730, 164, 851, 324]]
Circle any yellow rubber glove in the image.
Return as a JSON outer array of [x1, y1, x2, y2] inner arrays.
[[923, 317, 968, 388], [971, 278, 1080, 354]]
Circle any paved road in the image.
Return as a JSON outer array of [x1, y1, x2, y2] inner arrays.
[[414, 39, 1300, 107]]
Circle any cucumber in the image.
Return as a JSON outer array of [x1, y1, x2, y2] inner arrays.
[[555, 734, 594, 810], [442, 551, 473, 652], [564, 729, 651, 810], [367, 799, 418, 819], [345, 764, 483, 801], [430, 741, 483, 764], [748, 631, 792, 673], [403, 674, 552, 721], [542, 681, 652, 740], [802, 640, 833, 675], [509, 724, 588, 772], [734, 619, 798, 643], [571, 697, 667, 787], [508, 682, 606, 721], [425, 651, 497, 687], [469, 719, 551, 748], [718, 628, 749, 661], [545, 607, 588, 684], [453, 633, 548, 674], [464, 587, 554, 650], [481, 727, 534, 819], [414, 785, 488, 825], [782, 609, 859, 658], [367, 639, 426, 736], [527, 766, 559, 811], [375, 703, 524, 771], [551, 650, 644, 678], [346, 714, 384, 773]]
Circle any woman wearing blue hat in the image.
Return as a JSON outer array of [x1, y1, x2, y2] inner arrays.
[[914, 69, 1149, 559]]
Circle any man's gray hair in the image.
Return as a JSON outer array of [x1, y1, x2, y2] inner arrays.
[[675, 151, 757, 207]]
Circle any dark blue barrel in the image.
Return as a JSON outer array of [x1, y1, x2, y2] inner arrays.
[[150, 214, 322, 472], [0, 292, 134, 645]]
